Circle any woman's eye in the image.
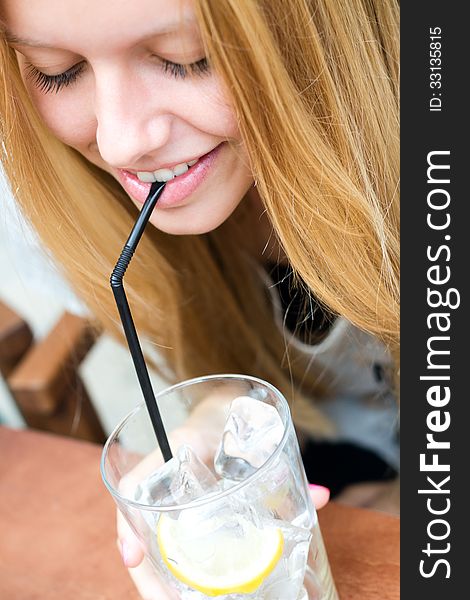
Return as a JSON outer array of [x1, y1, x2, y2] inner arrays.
[[25, 61, 85, 94], [160, 57, 210, 79]]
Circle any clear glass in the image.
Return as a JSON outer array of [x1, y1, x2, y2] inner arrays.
[[101, 374, 339, 599]]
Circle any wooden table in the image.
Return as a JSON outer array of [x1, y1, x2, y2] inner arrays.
[[0, 426, 399, 599]]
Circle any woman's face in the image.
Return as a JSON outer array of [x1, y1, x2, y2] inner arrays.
[[2, 0, 254, 234]]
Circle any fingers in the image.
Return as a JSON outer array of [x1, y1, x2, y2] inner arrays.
[[127, 558, 179, 600], [114, 427, 203, 571], [116, 512, 178, 598], [308, 483, 330, 509], [116, 509, 145, 568]]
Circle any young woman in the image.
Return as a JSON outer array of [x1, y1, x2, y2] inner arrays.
[[1, 0, 399, 595]]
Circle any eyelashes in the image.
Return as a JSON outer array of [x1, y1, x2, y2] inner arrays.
[[25, 61, 86, 94], [25, 57, 210, 94], [161, 57, 209, 79]]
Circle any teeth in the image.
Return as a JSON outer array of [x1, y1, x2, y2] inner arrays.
[[136, 171, 156, 183], [153, 168, 175, 182], [172, 162, 189, 177], [136, 158, 199, 184]]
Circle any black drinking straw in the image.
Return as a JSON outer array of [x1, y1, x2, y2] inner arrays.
[[110, 180, 172, 462]]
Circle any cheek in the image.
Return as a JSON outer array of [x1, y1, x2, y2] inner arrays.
[[16, 54, 95, 150], [30, 91, 96, 150], [188, 77, 240, 140]]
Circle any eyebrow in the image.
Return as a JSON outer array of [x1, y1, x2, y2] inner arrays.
[[2, 20, 196, 49], [3, 31, 56, 48]]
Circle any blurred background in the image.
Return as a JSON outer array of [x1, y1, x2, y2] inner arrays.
[[0, 167, 167, 441]]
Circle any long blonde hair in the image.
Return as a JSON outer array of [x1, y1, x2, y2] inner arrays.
[[0, 0, 399, 434]]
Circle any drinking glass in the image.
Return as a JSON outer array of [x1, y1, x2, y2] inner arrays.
[[101, 374, 339, 599]]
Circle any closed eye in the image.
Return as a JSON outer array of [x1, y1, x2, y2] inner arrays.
[[25, 61, 86, 94], [160, 57, 209, 79]]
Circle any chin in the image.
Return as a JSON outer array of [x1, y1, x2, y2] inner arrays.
[[148, 201, 242, 236]]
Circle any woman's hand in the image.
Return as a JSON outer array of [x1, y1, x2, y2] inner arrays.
[[117, 483, 330, 600], [116, 424, 211, 600], [116, 387, 331, 600]]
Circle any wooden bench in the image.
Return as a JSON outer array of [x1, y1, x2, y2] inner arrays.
[[0, 299, 105, 443]]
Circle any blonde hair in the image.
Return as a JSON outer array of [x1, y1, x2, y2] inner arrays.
[[0, 0, 399, 434]]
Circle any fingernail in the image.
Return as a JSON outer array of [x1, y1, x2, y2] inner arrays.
[[309, 483, 330, 493], [121, 541, 130, 567]]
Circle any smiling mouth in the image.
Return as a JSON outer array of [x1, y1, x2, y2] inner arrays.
[[116, 142, 225, 207]]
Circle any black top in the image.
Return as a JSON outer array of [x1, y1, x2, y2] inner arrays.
[[267, 262, 335, 345]]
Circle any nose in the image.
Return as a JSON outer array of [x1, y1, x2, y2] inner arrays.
[[93, 67, 172, 168]]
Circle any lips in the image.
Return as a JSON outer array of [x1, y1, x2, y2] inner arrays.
[[116, 142, 224, 208]]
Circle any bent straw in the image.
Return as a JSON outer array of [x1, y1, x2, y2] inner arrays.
[[110, 180, 172, 462]]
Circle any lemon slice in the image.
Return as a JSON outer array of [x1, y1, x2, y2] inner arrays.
[[157, 513, 284, 596]]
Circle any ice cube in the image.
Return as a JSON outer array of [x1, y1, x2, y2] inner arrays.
[[261, 522, 311, 599], [214, 395, 285, 480], [134, 444, 217, 507], [170, 478, 279, 569]]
